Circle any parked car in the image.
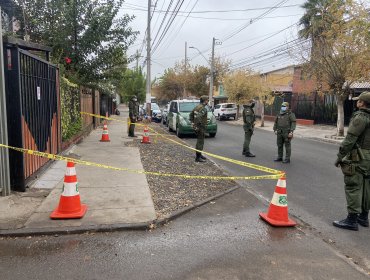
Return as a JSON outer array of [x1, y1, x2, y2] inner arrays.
[[162, 103, 170, 125], [213, 103, 237, 120], [151, 102, 162, 122], [167, 99, 217, 138]]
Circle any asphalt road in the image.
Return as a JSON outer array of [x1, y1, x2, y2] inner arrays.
[[0, 188, 368, 280], [184, 120, 370, 271]]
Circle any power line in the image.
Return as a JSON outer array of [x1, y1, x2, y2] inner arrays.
[[151, 0, 186, 54], [225, 22, 299, 57], [221, 0, 290, 42], [174, 13, 303, 21], [121, 3, 301, 14], [155, 0, 199, 57]]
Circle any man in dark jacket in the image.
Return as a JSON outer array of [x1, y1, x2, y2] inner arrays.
[[333, 91, 370, 231], [242, 100, 256, 157], [128, 95, 139, 137], [190, 95, 209, 162], [273, 101, 296, 163]]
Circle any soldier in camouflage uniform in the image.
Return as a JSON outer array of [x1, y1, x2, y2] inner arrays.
[[273, 101, 296, 163], [333, 91, 370, 231], [190, 95, 209, 162], [242, 100, 256, 157], [128, 95, 139, 137]]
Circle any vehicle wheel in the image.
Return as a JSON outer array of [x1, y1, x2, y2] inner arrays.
[[209, 133, 216, 138], [233, 115, 236, 120], [176, 127, 183, 138], [169, 124, 173, 132], [217, 114, 221, 120]]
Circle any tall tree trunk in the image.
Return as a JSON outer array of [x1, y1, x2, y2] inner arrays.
[[337, 97, 344, 136], [260, 101, 265, 127]]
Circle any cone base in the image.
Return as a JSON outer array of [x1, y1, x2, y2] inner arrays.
[[50, 204, 88, 219], [259, 212, 296, 227], [100, 139, 111, 142], [141, 140, 151, 144]]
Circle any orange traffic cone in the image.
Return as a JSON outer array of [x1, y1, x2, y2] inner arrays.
[[50, 161, 88, 219], [141, 125, 151, 144], [259, 175, 296, 227], [100, 122, 111, 142]]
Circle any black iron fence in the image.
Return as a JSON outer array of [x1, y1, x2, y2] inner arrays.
[[265, 92, 355, 125], [4, 46, 60, 191]]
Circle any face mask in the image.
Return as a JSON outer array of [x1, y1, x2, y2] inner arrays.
[[281, 106, 287, 112], [133, 98, 137, 102], [250, 102, 255, 108]]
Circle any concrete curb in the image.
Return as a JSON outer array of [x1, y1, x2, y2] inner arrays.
[[0, 186, 240, 237], [155, 185, 240, 227]]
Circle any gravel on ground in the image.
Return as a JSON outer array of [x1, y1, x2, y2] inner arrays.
[[125, 122, 238, 218]]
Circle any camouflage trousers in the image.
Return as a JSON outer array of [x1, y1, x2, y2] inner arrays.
[[128, 117, 136, 136], [276, 130, 291, 159], [195, 128, 205, 151], [343, 160, 370, 214], [243, 127, 253, 153]]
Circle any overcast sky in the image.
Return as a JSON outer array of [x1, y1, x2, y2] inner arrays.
[[121, 0, 308, 77]]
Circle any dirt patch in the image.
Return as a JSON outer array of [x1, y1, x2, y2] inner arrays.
[[125, 123, 237, 218]]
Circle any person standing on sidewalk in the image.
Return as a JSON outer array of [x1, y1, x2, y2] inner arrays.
[[242, 100, 256, 157], [128, 95, 139, 137], [190, 95, 209, 162], [273, 101, 296, 163], [333, 91, 370, 231]]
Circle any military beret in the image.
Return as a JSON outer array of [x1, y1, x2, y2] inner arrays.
[[281, 102, 289, 107], [352, 91, 370, 103], [200, 95, 209, 100]]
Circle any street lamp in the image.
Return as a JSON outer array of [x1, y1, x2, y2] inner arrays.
[[189, 38, 221, 107], [189, 46, 209, 65]]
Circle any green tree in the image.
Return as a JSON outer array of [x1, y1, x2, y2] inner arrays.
[[299, 0, 370, 136], [14, 0, 137, 85], [156, 68, 184, 101], [119, 68, 146, 103], [223, 69, 271, 124]]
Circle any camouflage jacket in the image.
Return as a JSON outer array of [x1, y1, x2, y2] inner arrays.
[[243, 105, 256, 129], [273, 110, 296, 132], [338, 108, 370, 161], [129, 100, 139, 118], [191, 104, 208, 129]]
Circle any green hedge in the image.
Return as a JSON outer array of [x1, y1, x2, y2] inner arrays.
[[60, 77, 82, 141]]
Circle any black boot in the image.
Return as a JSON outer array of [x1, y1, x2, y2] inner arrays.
[[242, 150, 246, 155], [245, 152, 255, 157], [274, 158, 283, 162], [199, 153, 206, 160], [195, 152, 205, 162], [283, 159, 290, 163], [333, 213, 359, 231], [358, 211, 369, 227]]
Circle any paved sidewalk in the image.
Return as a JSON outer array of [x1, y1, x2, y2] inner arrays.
[[230, 117, 348, 145], [0, 106, 156, 235], [0, 106, 348, 236]]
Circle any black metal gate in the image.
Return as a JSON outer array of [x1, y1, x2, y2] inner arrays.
[[3, 45, 60, 191]]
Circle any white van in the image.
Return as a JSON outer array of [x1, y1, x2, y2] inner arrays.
[[213, 103, 237, 120]]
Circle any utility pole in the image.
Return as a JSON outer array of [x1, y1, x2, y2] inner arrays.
[[146, 0, 151, 116], [184, 41, 187, 97], [209, 37, 216, 108], [135, 50, 140, 72], [0, 7, 11, 196]]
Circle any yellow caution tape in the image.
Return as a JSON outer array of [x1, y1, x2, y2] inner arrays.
[[0, 143, 283, 180], [81, 112, 283, 175]]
